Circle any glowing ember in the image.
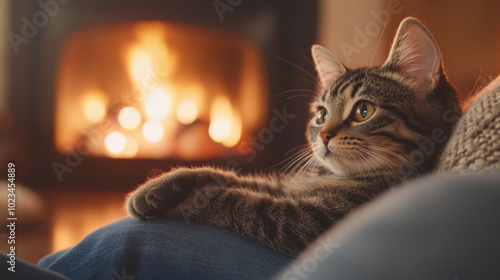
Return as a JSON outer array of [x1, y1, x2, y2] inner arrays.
[[223, 111, 242, 148], [83, 99, 106, 123], [145, 88, 171, 120], [118, 107, 142, 130], [105, 132, 126, 154], [208, 96, 242, 147], [128, 47, 154, 88], [142, 120, 164, 142], [209, 118, 232, 143], [123, 136, 139, 157], [176, 100, 198, 125]]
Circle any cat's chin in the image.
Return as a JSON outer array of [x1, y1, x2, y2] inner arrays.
[[321, 152, 373, 177], [315, 153, 350, 176], [324, 164, 347, 176]]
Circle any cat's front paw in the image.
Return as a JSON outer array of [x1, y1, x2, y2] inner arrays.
[[126, 169, 201, 219]]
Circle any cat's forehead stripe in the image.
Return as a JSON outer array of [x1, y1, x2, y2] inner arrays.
[[350, 82, 363, 98], [332, 73, 356, 96], [333, 70, 367, 97], [320, 89, 329, 102], [319, 70, 405, 108]]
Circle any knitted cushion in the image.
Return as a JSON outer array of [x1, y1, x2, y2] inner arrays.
[[437, 75, 500, 173]]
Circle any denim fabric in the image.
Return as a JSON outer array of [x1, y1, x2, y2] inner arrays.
[[0, 253, 69, 280], [39, 219, 292, 280]]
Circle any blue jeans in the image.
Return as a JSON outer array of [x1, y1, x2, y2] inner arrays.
[[32, 173, 500, 279], [38, 218, 292, 280]]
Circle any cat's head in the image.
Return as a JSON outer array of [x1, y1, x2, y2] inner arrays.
[[308, 17, 460, 177]]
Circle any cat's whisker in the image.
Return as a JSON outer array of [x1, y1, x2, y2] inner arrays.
[[276, 56, 317, 81], [296, 157, 313, 176], [350, 150, 370, 181], [357, 145, 401, 170], [293, 146, 319, 174], [269, 144, 311, 171], [285, 153, 311, 173], [369, 9, 389, 67], [365, 151, 398, 181], [298, 50, 317, 68], [284, 154, 314, 179], [368, 145, 414, 167], [355, 146, 401, 177], [364, 44, 368, 67], [301, 154, 320, 174], [291, 153, 315, 175], [280, 149, 313, 175], [284, 94, 314, 100], [276, 89, 317, 97], [355, 147, 385, 174], [285, 143, 311, 156], [358, 150, 379, 174], [366, 144, 425, 174], [277, 74, 318, 86], [356, 149, 384, 181]]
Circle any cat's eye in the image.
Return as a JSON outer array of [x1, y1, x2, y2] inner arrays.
[[316, 108, 328, 125], [353, 102, 376, 122]]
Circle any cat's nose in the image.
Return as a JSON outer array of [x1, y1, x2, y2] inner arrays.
[[320, 132, 333, 145]]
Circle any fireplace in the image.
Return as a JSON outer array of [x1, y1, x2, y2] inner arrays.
[[55, 21, 267, 159], [8, 0, 318, 187]]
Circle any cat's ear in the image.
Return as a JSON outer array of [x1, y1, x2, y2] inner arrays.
[[383, 17, 441, 96], [312, 44, 346, 88]]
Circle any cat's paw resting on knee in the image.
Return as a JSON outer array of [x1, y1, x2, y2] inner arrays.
[[126, 168, 202, 219]]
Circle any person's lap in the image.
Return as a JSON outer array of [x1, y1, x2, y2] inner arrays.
[[38, 218, 292, 280], [37, 173, 500, 280]]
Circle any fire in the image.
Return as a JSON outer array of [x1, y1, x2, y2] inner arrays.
[[125, 22, 176, 100], [123, 136, 139, 157], [127, 46, 155, 89], [82, 91, 107, 123], [142, 120, 164, 143], [105, 132, 139, 157], [145, 88, 172, 120], [55, 21, 268, 159], [209, 96, 242, 147], [118, 107, 142, 130], [105, 132, 126, 154], [176, 99, 198, 125]]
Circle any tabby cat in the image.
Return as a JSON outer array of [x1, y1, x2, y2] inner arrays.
[[127, 17, 461, 257]]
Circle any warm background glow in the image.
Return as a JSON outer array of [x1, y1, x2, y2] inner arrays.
[[50, 190, 127, 253]]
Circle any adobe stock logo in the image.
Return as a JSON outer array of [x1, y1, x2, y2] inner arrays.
[[212, 0, 243, 22], [7, 0, 71, 54]]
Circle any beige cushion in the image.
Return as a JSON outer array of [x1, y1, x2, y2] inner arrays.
[[438, 75, 500, 173]]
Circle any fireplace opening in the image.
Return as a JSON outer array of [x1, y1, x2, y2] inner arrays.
[[54, 21, 268, 160]]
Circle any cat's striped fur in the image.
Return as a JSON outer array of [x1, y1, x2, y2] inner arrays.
[[126, 17, 461, 257]]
